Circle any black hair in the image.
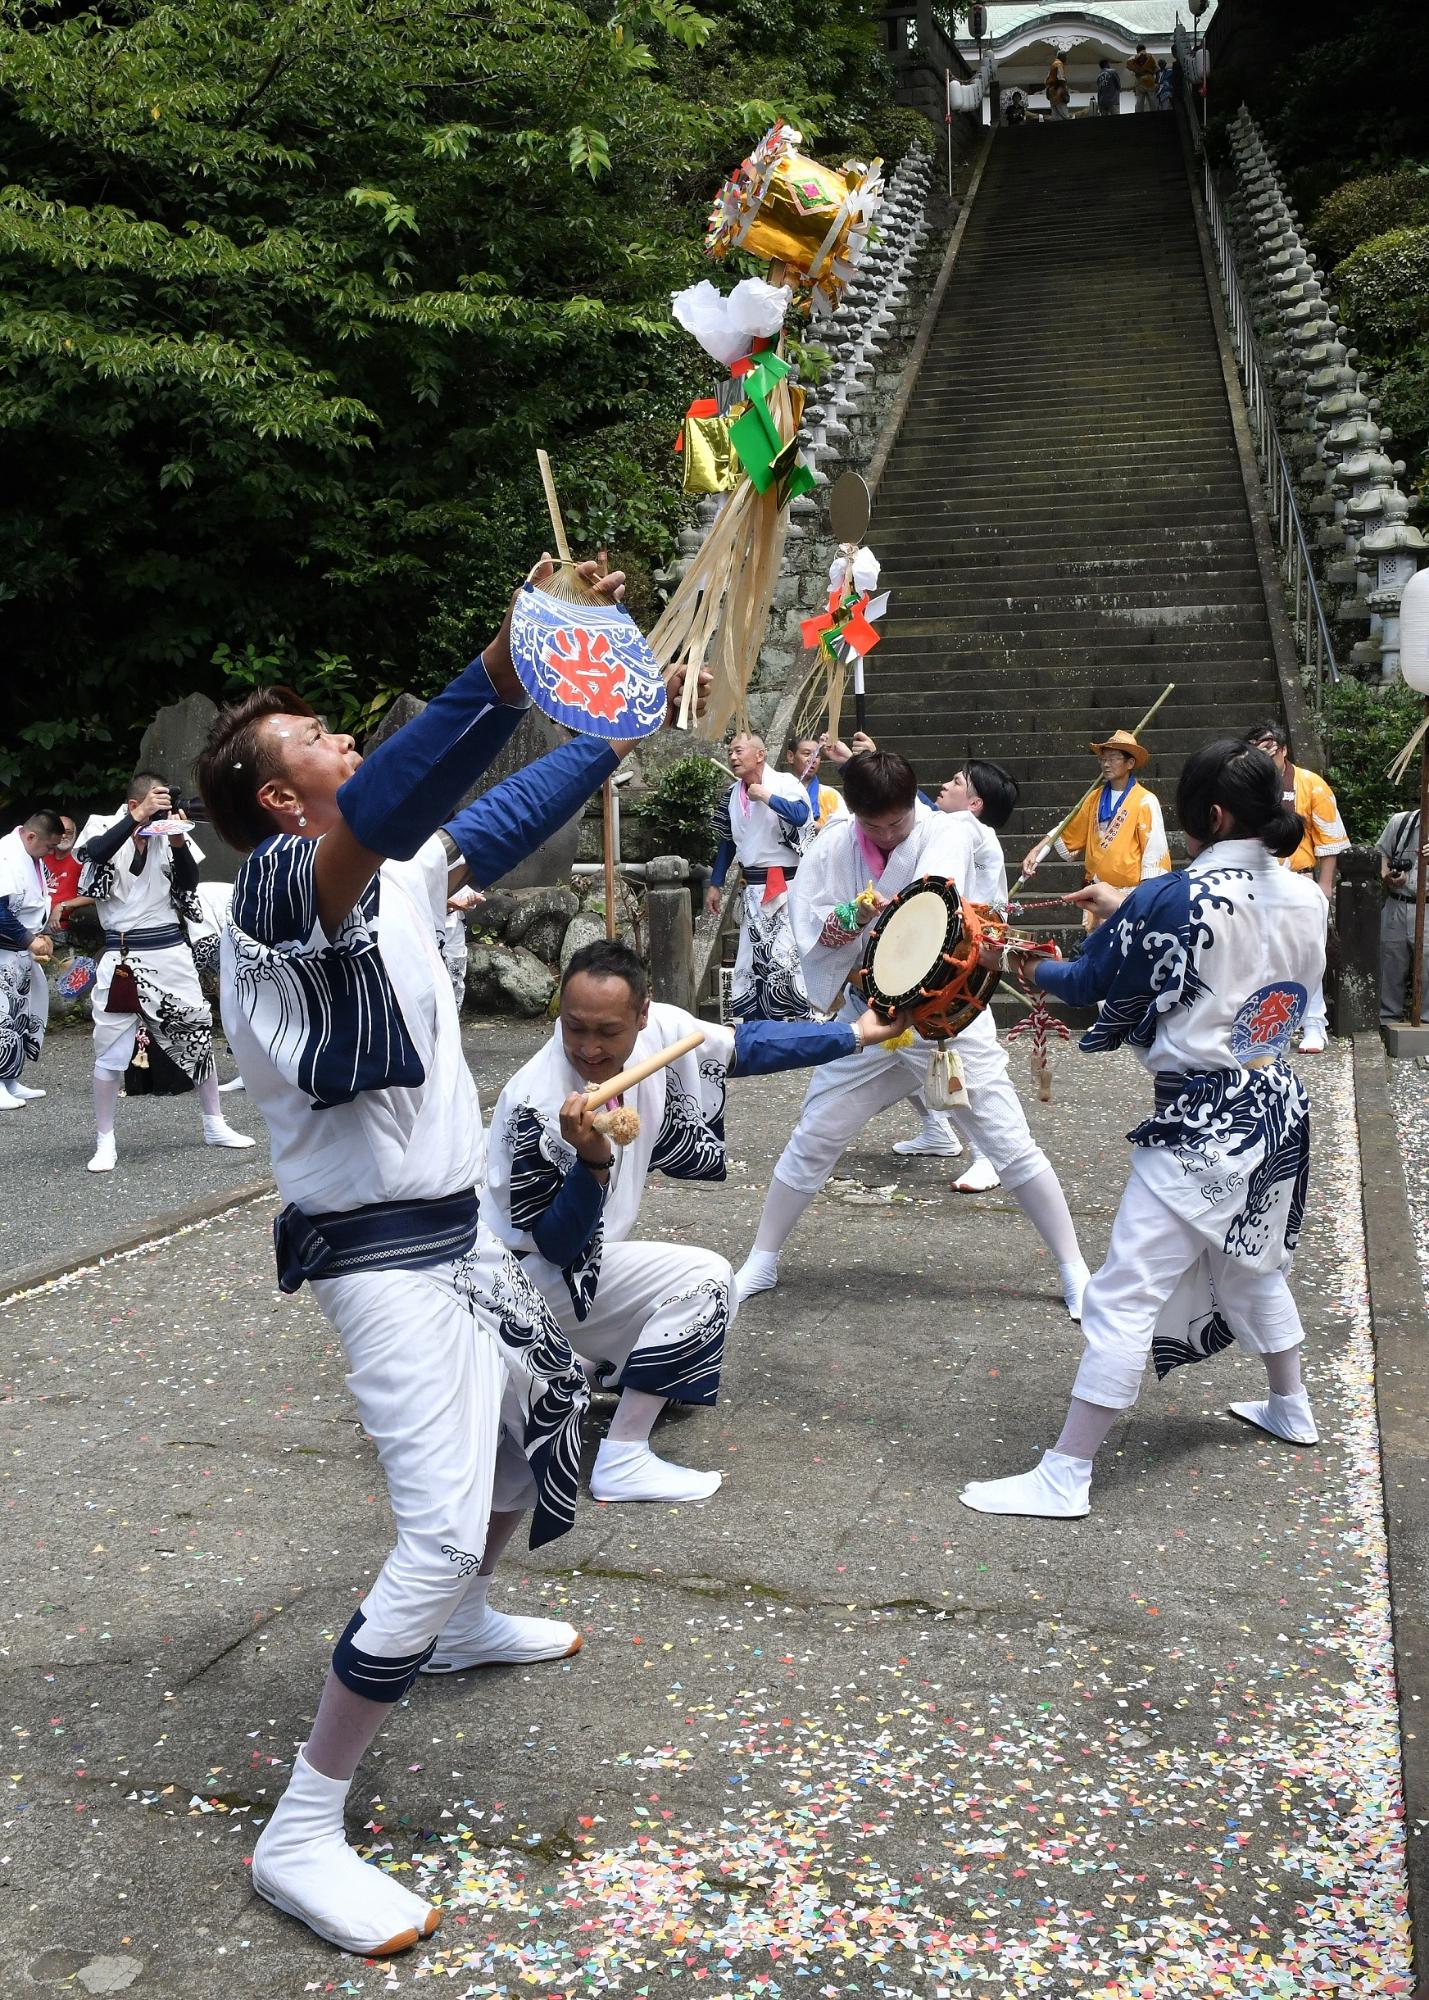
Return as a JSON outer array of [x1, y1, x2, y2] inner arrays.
[[1177, 741, 1303, 858], [958, 758, 1020, 831], [1245, 718, 1289, 753], [561, 938, 649, 1007], [23, 808, 64, 837], [127, 769, 170, 804], [196, 688, 319, 852], [842, 749, 918, 816], [785, 732, 819, 756]]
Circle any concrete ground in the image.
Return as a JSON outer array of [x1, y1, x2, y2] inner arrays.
[[0, 1034, 1412, 1997]]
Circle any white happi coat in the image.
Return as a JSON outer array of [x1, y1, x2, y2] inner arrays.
[[724, 772, 812, 1021], [478, 1003, 738, 1402], [222, 831, 587, 1552], [0, 827, 52, 1078], [965, 813, 1008, 912], [775, 804, 1051, 1196], [1042, 838, 1329, 1396], [77, 810, 213, 1079]]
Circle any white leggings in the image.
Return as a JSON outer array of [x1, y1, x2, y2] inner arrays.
[[1075, 1154, 1305, 1410]]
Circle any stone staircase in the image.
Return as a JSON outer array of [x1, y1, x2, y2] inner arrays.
[[867, 113, 1284, 943]]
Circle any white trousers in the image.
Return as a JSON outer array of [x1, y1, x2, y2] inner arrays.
[[774, 1022, 1048, 1195], [311, 1258, 533, 1678], [92, 943, 208, 1076], [0, 949, 48, 1066], [1074, 1152, 1305, 1410], [529, 1240, 734, 1406]]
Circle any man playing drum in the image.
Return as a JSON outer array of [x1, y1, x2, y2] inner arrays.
[[733, 750, 1089, 1317]]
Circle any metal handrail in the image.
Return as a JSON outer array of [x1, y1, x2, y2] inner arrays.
[[1171, 24, 1340, 714]]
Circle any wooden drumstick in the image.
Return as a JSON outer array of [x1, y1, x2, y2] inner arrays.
[[583, 1029, 706, 1118]]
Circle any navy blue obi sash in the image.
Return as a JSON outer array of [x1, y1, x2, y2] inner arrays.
[[274, 1188, 481, 1295], [104, 924, 185, 952]]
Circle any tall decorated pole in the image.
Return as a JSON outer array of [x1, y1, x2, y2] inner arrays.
[[658, 123, 885, 738]]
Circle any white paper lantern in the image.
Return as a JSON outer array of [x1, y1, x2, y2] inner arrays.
[[1401, 565, 1429, 695]]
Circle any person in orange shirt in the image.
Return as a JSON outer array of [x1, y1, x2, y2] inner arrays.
[[1022, 730, 1171, 914], [1128, 42, 1158, 111], [1246, 721, 1348, 1052]]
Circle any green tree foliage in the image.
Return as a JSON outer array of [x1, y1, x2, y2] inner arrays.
[[1321, 674, 1424, 843], [1309, 170, 1429, 268], [0, 0, 913, 804], [635, 753, 726, 863]]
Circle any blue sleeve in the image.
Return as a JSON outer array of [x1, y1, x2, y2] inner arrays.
[[529, 1161, 606, 1269], [731, 1018, 859, 1074], [79, 813, 137, 866], [1033, 918, 1123, 1008], [767, 793, 810, 827], [336, 653, 527, 860], [711, 837, 735, 889], [444, 737, 619, 886], [916, 789, 933, 810], [0, 896, 33, 949]]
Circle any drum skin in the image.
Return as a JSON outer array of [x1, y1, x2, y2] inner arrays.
[[853, 876, 1001, 1041]]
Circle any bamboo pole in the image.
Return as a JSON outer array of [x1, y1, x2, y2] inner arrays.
[[1007, 681, 1177, 901], [583, 1030, 706, 1110], [602, 780, 617, 941]]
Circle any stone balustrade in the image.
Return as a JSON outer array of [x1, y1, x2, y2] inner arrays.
[[1221, 107, 1424, 680]]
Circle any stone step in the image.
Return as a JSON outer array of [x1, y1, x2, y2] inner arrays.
[[866, 693, 1277, 729]]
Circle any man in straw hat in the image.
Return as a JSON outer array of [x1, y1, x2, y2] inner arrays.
[[1021, 728, 1170, 912], [476, 938, 903, 1511]]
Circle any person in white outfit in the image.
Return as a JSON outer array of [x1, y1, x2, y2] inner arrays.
[[75, 775, 253, 1171], [706, 732, 813, 1020], [734, 749, 1089, 1318], [479, 939, 904, 1506], [961, 740, 1327, 1521], [892, 758, 1019, 1186], [196, 554, 710, 1962], [0, 809, 62, 1107]]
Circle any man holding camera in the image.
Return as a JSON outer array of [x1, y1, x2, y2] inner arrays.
[[75, 772, 254, 1171]]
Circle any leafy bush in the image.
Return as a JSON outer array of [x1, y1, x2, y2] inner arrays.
[[635, 755, 726, 863], [1334, 224, 1429, 345], [1310, 170, 1429, 267], [1321, 673, 1424, 843]]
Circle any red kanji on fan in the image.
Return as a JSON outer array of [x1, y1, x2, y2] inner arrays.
[[1244, 988, 1297, 1045], [544, 627, 628, 724]]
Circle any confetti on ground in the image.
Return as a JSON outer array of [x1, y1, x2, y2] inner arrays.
[[251, 1051, 1408, 1995]]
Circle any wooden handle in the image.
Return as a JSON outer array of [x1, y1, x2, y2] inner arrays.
[[583, 1029, 705, 1110], [536, 449, 573, 563]]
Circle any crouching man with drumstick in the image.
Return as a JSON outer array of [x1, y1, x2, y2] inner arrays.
[[733, 749, 1090, 1318], [477, 938, 906, 1509]]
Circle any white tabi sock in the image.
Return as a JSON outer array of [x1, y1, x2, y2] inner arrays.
[[10, 1080, 45, 1099], [1228, 1389, 1318, 1446], [0, 1082, 26, 1110], [421, 1576, 582, 1673], [734, 1250, 780, 1302], [87, 1133, 118, 1173], [203, 1115, 256, 1149], [1060, 1259, 1091, 1321], [959, 1449, 1092, 1519], [251, 1746, 439, 1957], [893, 1112, 963, 1157], [590, 1438, 722, 1504], [952, 1154, 1001, 1192]]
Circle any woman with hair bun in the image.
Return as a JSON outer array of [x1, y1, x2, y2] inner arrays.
[[962, 739, 1327, 1520]]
